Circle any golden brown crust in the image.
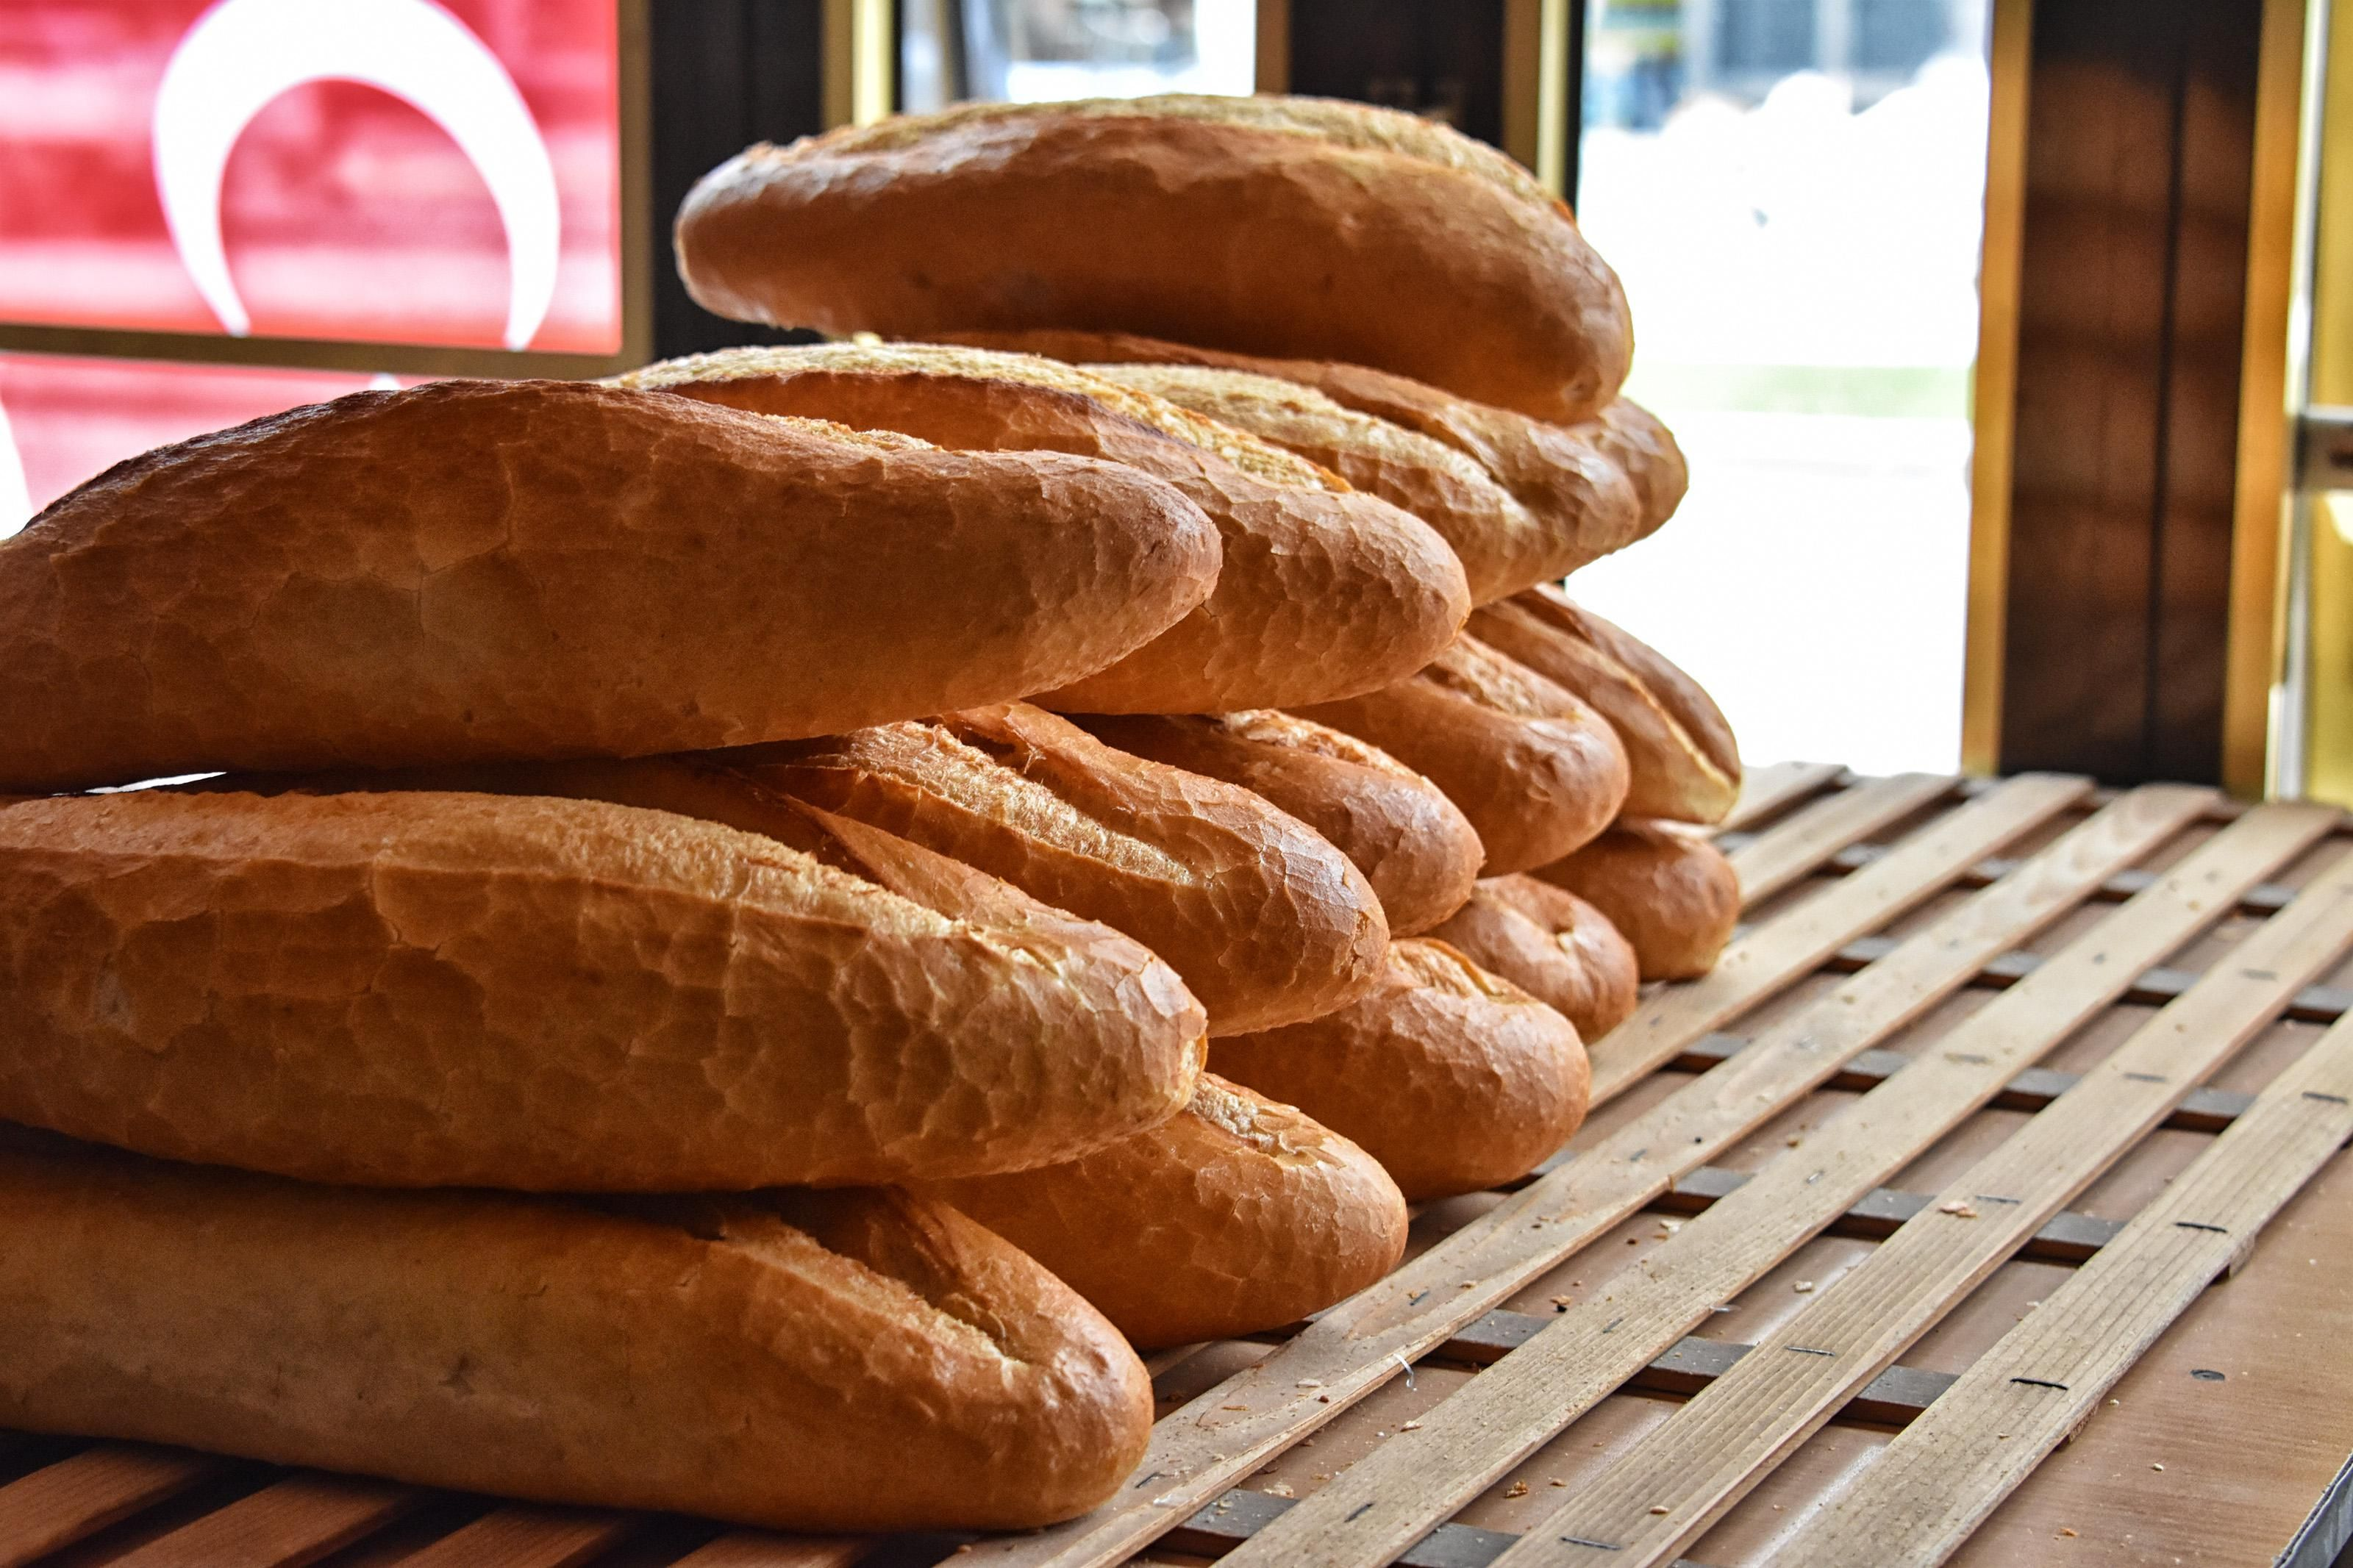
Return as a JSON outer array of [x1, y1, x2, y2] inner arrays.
[[0, 1131, 1151, 1531], [742, 702, 1388, 1034], [0, 379, 1223, 794], [1294, 636, 1629, 876], [1468, 587, 1740, 824], [937, 328, 1659, 561], [1088, 362, 1552, 604], [1593, 399, 1690, 538], [1210, 939, 1589, 1202], [615, 345, 1468, 712], [1533, 818, 1740, 981], [917, 1073, 1406, 1349], [1424, 875, 1639, 1041], [677, 96, 1631, 423], [0, 787, 1204, 1189], [1074, 711, 1480, 937]]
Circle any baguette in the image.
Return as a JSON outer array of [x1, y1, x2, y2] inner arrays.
[[1533, 818, 1740, 981], [677, 95, 1632, 423], [617, 344, 1468, 712], [1467, 586, 1740, 823], [742, 703, 1388, 1034], [1592, 398, 1690, 540], [1295, 636, 1629, 876], [0, 787, 1203, 1189], [1088, 362, 1552, 603], [1075, 711, 1481, 936], [938, 328, 1671, 550], [918, 1074, 1407, 1348], [1210, 939, 1589, 1201], [0, 1128, 1151, 1531], [1424, 875, 1639, 1041], [0, 381, 1222, 794]]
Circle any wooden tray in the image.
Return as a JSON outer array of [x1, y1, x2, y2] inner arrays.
[[7, 764, 2353, 1568]]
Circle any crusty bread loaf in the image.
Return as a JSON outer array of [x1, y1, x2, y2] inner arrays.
[[1591, 399, 1690, 539], [1074, 710, 1480, 937], [741, 703, 1388, 1034], [0, 1128, 1151, 1531], [1211, 939, 1589, 1201], [617, 345, 1468, 712], [1533, 818, 1740, 981], [917, 1073, 1406, 1348], [938, 328, 1668, 552], [0, 380, 1223, 795], [0, 787, 1204, 1189], [1087, 362, 1552, 604], [1468, 586, 1740, 823], [1296, 636, 1629, 876], [1424, 875, 1639, 1041], [677, 96, 1631, 423]]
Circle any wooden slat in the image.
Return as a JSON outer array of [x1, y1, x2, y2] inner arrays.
[[1218, 788, 2289, 1568], [1493, 840, 2353, 1568], [1812, 840, 2307, 917], [1816, 934, 2353, 1023], [1715, 762, 1849, 835], [1722, 772, 1956, 908], [0, 1445, 221, 1568], [666, 1532, 870, 1566], [1654, 1037, 2263, 1132], [949, 776, 2096, 1568], [104, 1473, 417, 1568], [1772, 1012, 2353, 1566], [1594, 773, 2087, 1103], [393, 1506, 633, 1568]]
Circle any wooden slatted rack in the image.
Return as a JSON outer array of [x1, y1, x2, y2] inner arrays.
[[7, 764, 2353, 1568]]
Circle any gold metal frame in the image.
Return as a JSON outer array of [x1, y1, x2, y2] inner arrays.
[[1960, 0, 2035, 776], [2224, 0, 2319, 798], [0, 0, 654, 381], [824, 0, 897, 127], [1503, 0, 1574, 196], [2296, 0, 2353, 801]]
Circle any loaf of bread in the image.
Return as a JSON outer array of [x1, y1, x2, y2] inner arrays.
[[1211, 939, 1589, 1201], [0, 381, 1223, 795], [678, 96, 1631, 423], [0, 1128, 1151, 1530], [617, 344, 1468, 712], [1296, 636, 1629, 876], [742, 703, 1388, 1033], [0, 787, 1204, 1189], [1590, 399, 1690, 539], [1088, 362, 1551, 603], [1533, 818, 1740, 981], [917, 1074, 1406, 1348], [938, 327, 1672, 551], [1075, 710, 1481, 936], [1468, 587, 1740, 823], [1424, 875, 1639, 1041]]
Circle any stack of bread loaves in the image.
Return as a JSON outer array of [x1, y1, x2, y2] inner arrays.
[[0, 94, 1742, 1536]]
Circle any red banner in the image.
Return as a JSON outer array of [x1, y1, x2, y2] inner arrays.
[[0, 0, 621, 354]]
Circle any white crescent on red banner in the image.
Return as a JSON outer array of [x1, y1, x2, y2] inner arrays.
[[151, 0, 563, 351], [0, 395, 29, 540]]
